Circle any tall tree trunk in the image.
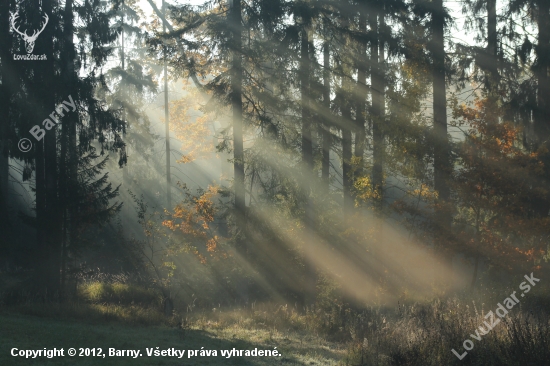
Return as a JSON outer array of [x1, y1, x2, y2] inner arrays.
[[34, 0, 61, 299], [341, 16, 353, 217], [371, 8, 384, 205], [484, 0, 499, 133], [342, 74, 353, 216], [470, 208, 481, 291], [380, 9, 385, 173], [432, 0, 452, 267], [354, 12, 367, 180], [321, 41, 331, 192], [230, 0, 248, 304], [30, 0, 47, 285], [532, 0, 550, 218], [0, 0, 12, 234], [0, 134, 8, 234], [60, 0, 76, 300], [535, 0, 550, 145], [487, 0, 498, 90], [230, 0, 245, 245], [163, 0, 172, 208], [35, 139, 47, 278], [342, 113, 353, 215], [121, 1, 130, 228], [301, 25, 313, 172], [300, 20, 316, 307], [0, 147, 8, 235]]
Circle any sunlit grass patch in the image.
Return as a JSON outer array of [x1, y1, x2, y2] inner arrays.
[[78, 281, 161, 307]]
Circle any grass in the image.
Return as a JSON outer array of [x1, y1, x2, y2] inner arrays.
[[0, 310, 344, 365], [78, 282, 160, 306], [3, 278, 550, 365], [0, 278, 339, 364], [338, 298, 550, 366]]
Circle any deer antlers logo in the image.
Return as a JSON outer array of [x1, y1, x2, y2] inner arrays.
[[10, 11, 49, 54]]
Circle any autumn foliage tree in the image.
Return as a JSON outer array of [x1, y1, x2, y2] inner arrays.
[[452, 95, 550, 286]]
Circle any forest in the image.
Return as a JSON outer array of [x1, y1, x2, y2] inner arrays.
[[0, 0, 549, 364]]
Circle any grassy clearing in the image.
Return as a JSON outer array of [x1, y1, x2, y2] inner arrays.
[[3, 279, 550, 365], [0, 279, 344, 365], [0, 309, 345, 365]]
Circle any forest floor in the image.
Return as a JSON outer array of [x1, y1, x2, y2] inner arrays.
[[0, 311, 346, 365]]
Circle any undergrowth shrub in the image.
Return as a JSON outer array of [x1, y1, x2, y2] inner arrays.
[[339, 299, 550, 366]]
